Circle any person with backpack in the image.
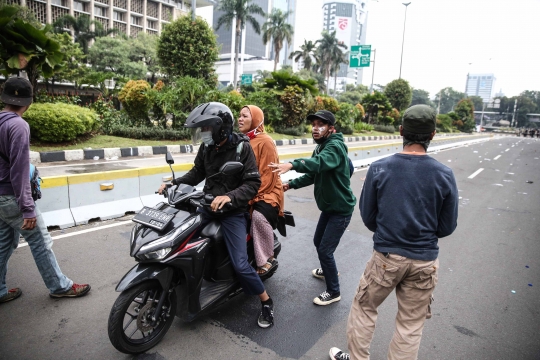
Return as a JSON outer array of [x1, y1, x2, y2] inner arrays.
[[269, 110, 357, 306], [0, 76, 91, 304], [157, 102, 275, 328], [238, 105, 284, 275]]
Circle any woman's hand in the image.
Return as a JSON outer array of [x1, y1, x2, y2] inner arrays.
[[269, 162, 293, 175], [283, 183, 290, 192], [211, 195, 232, 212]]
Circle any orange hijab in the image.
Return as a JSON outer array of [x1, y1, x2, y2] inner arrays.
[[243, 105, 284, 216]]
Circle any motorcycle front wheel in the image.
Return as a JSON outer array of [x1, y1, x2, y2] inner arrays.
[[108, 281, 177, 354]]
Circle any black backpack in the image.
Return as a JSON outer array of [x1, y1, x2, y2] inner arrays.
[[0, 113, 42, 201]]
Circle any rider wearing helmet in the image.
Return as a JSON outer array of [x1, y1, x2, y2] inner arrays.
[[158, 102, 275, 328]]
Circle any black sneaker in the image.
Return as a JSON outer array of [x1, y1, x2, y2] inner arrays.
[[312, 268, 340, 280], [257, 303, 274, 328], [329, 347, 350, 360], [313, 290, 341, 306]]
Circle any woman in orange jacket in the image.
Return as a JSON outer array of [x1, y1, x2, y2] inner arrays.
[[238, 105, 284, 275]]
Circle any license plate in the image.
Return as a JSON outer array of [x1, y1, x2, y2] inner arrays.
[[133, 207, 175, 232]]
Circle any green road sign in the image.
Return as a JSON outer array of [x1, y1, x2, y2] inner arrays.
[[241, 74, 252, 85], [350, 45, 371, 68]]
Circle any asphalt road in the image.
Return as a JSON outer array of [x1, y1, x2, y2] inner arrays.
[[1, 136, 539, 360]]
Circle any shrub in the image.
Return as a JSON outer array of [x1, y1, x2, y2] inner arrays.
[[107, 124, 191, 140], [24, 103, 98, 142], [355, 103, 365, 121], [335, 103, 358, 135], [206, 89, 247, 117], [90, 95, 124, 134], [278, 85, 309, 128], [373, 124, 396, 133], [354, 122, 374, 133], [118, 80, 152, 126], [245, 90, 283, 127], [34, 90, 81, 105], [313, 95, 340, 113], [274, 125, 305, 137]]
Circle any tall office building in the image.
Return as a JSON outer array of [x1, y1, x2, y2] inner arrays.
[[322, 0, 368, 90], [465, 73, 496, 103], [4, 0, 215, 37]]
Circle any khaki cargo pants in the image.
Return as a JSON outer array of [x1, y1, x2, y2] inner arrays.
[[347, 251, 438, 360]]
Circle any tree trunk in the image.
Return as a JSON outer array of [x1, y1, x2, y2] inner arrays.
[[233, 20, 241, 89], [274, 43, 280, 72], [333, 70, 338, 97]]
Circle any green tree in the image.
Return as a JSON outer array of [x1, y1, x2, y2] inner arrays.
[[296, 68, 326, 93], [468, 95, 483, 112], [263, 69, 318, 95], [314, 30, 347, 94], [289, 39, 316, 70], [88, 36, 147, 83], [454, 98, 475, 132], [361, 91, 392, 124], [262, 8, 293, 72], [434, 87, 466, 114], [330, 50, 349, 96], [337, 83, 369, 105], [411, 88, 435, 108], [129, 33, 159, 83], [384, 78, 412, 111], [52, 14, 116, 54], [45, 33, 88, 92], [215, 0, 265, 88], [0, 6, 65, 93], [158, 14, 219, 86]]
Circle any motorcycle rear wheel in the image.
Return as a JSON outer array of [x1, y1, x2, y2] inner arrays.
[[108, 281, 177, 354]]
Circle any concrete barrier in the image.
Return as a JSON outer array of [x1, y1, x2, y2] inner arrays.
[[39, 176, 75, 229], [138, 164, 193, 207], [67, 169, 143, 225]]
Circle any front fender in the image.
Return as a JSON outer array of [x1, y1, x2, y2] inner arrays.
[[115, 263, 174, 292]]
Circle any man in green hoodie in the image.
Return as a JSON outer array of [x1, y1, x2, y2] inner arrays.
[[269, 110, 357, 305]]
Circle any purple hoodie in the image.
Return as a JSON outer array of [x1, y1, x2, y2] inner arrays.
[[0, 111, 36, 218]]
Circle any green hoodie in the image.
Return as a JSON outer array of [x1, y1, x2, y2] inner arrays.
[[288, 133, 357, 215]]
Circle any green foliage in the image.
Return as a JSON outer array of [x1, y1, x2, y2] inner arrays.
[[384, 79, 412, 111], [118, 80, 152, 126], [314, 30, 347, 93], [313, 95, 339, 113], [52, 14, 116, 54], [354, 121, 374, 133], [245, 90, 283, 125], [90, 95, 124, 134], [278, 85, 309, 128], [45, 33, 88, 88], [289, 40, 316, 70], [157, 14, 219, 85], [468, 95, 483, 112], [411, 88, 435, 108], [296, 69, 326, 93], [338, 84, 369, 105], [273, 125, 305, 137], [262, 8, 294, 71], [355, 103, 365, 120], [34, 90, 81, 105], [434, 87, 466, 114], [206, 89, 247, 116], [454, 98, 475, 132], [436, 114, 454, 132], [128, 33, 159, 81], [334, 102, 358, 134], [106, 124, 191, 140], [263, 70, 319, 95], [0, 6, 65, 91], [24, 103, 97, 142], [361, 91, 393, 124], [373, 124, 395, 134]]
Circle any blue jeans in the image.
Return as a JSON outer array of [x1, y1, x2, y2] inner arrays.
[[199, 209, 265, 296], [313, 211, 352, 295], [0, 195, 72, 297]]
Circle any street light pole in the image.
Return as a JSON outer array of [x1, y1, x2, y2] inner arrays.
[[370, 49, 376, 93], [191, 0, 196, 21], [399, 2, 411, 79]]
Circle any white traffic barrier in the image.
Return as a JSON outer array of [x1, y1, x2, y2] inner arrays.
[[67, 169, 144, 225], [39, 176, 75, 229], [139, 164, 193, 207]]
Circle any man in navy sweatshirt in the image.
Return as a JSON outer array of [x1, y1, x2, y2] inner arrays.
[[330, 105, 458, 360], [0, 76, 90, 304]]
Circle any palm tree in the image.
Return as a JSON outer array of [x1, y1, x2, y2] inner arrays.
[[215, 0, 265, 89], [53, 15, 117, 54], [289, 39, 316, 71], [262, 8, 294, 72], [330, 50, 349, 96], [315, 30, 347, 94]]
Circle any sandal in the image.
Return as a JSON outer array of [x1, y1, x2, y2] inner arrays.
[[257, 259, 277, 275]]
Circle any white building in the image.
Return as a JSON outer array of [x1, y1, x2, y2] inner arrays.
[[465, 73, 496, 103]]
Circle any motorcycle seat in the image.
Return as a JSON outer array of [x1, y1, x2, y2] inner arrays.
[[201, 220, 224, 244]]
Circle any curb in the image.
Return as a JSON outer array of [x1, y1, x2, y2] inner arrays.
[[31, 134, 468, 164]]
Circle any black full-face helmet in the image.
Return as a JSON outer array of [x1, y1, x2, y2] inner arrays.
[[185, 102, 235, 145]]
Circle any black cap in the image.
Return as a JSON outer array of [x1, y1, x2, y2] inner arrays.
[[1, 77, 33, 106], [402, 105, 436, 134], [307, 110, 336, 126]]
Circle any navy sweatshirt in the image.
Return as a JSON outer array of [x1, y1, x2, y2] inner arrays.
[[359, 153, 458, 261], [0, 111, 35, 218]]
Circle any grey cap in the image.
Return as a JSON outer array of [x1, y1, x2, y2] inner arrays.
[[1, 76, 33, 106], [402, 105, 436, 134]]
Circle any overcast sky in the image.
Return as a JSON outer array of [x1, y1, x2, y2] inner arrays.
[[200, 0, 540, 98]]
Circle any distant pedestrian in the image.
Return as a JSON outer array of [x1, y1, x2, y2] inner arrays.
[[329, 105, 458, 360], [0, 76, 91, 304], [269, 110, 356, 306]]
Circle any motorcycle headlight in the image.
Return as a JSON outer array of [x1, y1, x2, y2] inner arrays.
[[138, 216, 198, 255], [137, 247, 172, 261]]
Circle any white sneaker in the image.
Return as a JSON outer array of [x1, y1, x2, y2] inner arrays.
[[329, 347, 350, 360], [312, 268, 340, 280], [313, 291, 341, 306]]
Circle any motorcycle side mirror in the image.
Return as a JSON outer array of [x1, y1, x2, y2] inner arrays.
[[166, 151, 175, 165], [219, 161, 244, 176]]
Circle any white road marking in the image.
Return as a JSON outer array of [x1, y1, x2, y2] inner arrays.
[[468, 168, 484, 179], [494, 155, 502, 160], [505, 148, 510, 152], [17, 220, 132, 248]]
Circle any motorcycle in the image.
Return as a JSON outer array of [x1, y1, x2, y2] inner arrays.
[[107, 152, 295, 354]]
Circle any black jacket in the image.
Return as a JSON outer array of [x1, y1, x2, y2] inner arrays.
[[173, 133, 261, 214]]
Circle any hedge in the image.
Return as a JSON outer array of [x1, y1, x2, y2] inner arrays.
[[24, 103, 98, 142], [107, 124, 192, 140]]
